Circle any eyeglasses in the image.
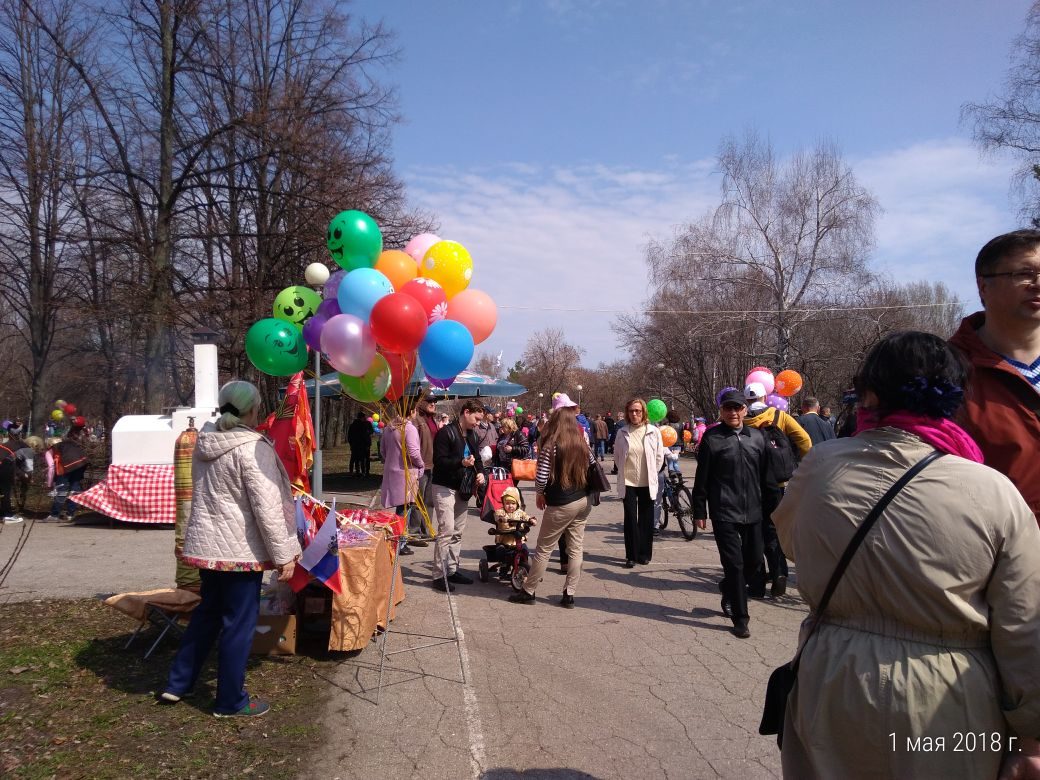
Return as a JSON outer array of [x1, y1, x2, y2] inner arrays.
[[627, 408, 643, 416], [721, 403, 745, 411], [980, 268, 1040, 286]]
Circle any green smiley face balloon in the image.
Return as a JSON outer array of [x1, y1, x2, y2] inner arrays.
[[273, 286, 321, 331], [327, 209, 383, 272], [245, 318, 309, 376]]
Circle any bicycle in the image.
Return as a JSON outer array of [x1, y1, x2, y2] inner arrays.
[[660, 470, 697, 540]]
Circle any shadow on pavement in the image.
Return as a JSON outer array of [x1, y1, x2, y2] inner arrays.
[[482, 769, 603, 779]]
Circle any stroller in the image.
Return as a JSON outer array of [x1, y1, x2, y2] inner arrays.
[[477, 468, 534, 591]]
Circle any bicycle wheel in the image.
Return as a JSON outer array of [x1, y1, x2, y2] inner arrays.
[[511, 561, 531, 592], [674, 486, 698, 540], [659, 489, 670, 531]]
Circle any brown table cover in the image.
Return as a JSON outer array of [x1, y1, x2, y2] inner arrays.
[[329, 538, 405, 652]]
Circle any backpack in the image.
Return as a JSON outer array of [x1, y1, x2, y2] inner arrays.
[[55, 439, 88, 476], [760, 408, 798, 487]]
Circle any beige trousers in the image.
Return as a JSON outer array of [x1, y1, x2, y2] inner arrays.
[[522, 496, 592, 596], [431, 485, 470, 579]]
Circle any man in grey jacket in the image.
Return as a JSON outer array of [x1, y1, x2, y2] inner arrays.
[[692, 389, 769, 638]]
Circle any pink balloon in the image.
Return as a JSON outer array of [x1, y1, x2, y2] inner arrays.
[[320, 314, 376, 376], [745, 369, 775, 395], [404, 233, 442, 265], [445, 289, 497, 344]]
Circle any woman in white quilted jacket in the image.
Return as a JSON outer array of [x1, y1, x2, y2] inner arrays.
[[160, 381, 301, 717]]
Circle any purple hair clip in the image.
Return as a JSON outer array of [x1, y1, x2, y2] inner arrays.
[[899, 376, 964, 418]]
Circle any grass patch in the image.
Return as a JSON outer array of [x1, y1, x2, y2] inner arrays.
[[0, 599, 345, 779]]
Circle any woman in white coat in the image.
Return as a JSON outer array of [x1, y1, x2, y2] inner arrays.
[[161, 381, 301, 718], [613, 398, 665, 567]]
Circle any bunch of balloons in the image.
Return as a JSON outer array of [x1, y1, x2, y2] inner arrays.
[[243, 210, 499, 406], [51, 399, 79, 422], [741, 366, 804, 411]]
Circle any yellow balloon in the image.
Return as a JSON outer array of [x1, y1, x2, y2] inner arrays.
[[420, 240, 473, 299], [371, 413, 380, 422]]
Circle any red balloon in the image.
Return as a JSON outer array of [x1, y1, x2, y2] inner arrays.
[[64, 403, 77, 415], [370, 293, 428, 354], [398, 277, 448, 324], [381, 351, 417, 402]]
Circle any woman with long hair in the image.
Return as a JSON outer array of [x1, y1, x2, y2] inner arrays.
[[613, 398, 666, 567], [773, 332, 1040, 778], [508, 394, 595, 608], [379, 404, 425, 555]]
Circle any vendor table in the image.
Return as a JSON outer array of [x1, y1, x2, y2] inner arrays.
[[329, 538, 405, 652]]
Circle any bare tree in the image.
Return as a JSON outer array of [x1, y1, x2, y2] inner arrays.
[[472, 350, 503, 378], [518, 328, 585, 403], [964, 1, 1040, 224], [0, 0, 90, 432]]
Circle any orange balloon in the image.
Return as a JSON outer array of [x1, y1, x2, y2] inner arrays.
[[374, 249, 418, 291], [683, 429, 693, 442], [775, 369, 803, 397], [445, 288, 498, 345], [660, 427, 678, 447]]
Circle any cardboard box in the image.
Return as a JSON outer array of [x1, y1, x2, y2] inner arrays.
[[251, 614, 297, 655]]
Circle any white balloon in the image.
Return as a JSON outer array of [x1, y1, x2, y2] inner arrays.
[[304, 262, 331, 286]]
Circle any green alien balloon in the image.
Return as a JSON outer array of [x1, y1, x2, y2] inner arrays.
[[245, 318, 309, 377], [646, 398, 668, 423], [327, 210, 383, 272], [272, 285, 321, 331], [339, 353, 391, 403]]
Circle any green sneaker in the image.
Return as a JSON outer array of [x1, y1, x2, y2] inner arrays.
[[213, 698, 270, 718]]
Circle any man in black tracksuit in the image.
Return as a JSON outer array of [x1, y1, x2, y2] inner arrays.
[[692, 389, 769, 638]]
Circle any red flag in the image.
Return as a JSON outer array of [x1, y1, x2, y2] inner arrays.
[[258, 371, 315, 494]]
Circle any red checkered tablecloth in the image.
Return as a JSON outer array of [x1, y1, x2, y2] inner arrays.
[[76, 464, 176, 525]]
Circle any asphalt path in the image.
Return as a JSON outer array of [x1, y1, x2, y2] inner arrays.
[[0, 458, 808, 778], [312, 458, 808, 780]]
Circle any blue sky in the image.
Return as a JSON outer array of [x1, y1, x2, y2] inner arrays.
[[352, 0, 1032, 368]]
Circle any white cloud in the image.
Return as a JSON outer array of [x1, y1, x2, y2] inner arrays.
[[402, 138, 1019, 369], [855, 138, 1018, 303]]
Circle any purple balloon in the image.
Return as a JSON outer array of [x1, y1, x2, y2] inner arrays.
[[316, 298, 341, 319], [320, 314, 376, 376], [302, 313, 328, 351], [323, 269, 346, 300], [426, 373, 455, 390], [1, 419, 10, 430], [716, 386, 739, 406], [764, 393, 789, 412]]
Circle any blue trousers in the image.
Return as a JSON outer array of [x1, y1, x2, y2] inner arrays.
[[165, 569, 262, 714], [50, 475, 83, 516]]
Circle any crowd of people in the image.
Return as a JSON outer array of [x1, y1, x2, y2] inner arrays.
[[0, 417, 93, 524], [365, 228, 1040, 777], [21, 223, 1028, 773]]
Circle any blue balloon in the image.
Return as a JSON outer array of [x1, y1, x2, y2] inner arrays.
[[419, 320, 474, 380], [337, 268, 393, 321]]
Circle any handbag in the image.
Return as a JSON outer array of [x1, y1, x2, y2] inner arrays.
[[587, 458, 611, 494], [459, 468, 476, 501], [510, 459, 537, 482], [759, 450, 944, 748]]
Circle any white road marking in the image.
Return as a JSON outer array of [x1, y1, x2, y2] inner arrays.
[[453, 611, 488, 778]]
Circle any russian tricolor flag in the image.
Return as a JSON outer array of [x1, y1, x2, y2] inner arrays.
[[299, 499, 342, 594]]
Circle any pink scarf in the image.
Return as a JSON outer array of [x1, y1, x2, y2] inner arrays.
[[855, 410, 984, 463]]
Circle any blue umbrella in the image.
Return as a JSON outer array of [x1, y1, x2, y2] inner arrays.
[[299, 368, 526, 399]]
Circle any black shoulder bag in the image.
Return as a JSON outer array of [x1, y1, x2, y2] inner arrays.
[[759, 449, 945, 748]]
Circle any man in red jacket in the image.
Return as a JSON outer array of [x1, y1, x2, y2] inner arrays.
[[949, 229, 1040, 523]]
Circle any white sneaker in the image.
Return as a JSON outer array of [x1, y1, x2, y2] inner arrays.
[[43, 515, 61, 522], [2, 516, 23, 524]]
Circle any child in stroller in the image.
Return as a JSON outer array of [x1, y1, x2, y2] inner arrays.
[[479, 484, 537, 590]]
